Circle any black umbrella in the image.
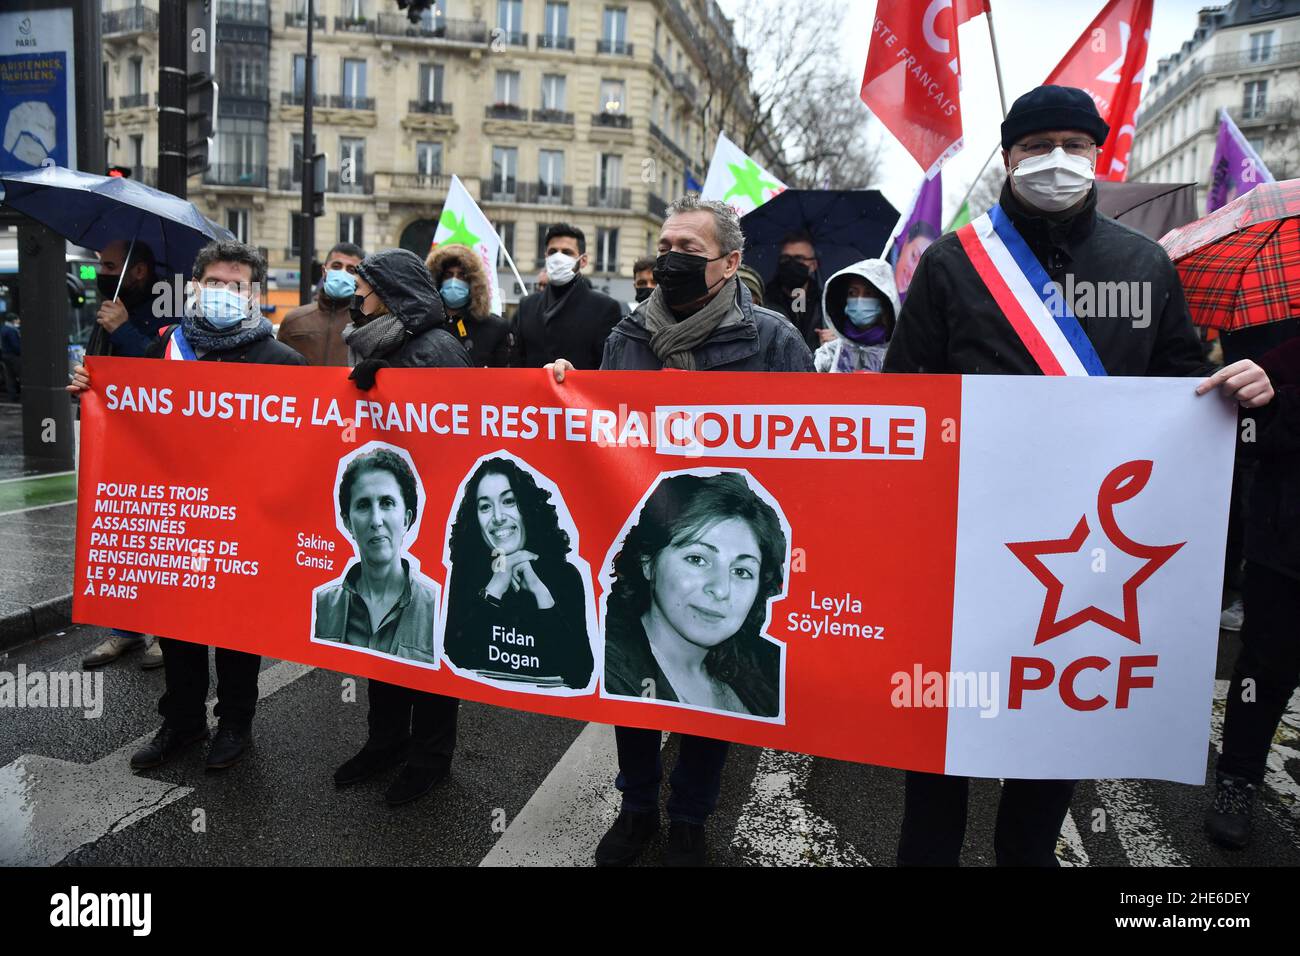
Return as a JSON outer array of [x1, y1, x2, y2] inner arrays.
[[740, 189, 900, 285]]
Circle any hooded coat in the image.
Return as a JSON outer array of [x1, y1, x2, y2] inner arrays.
[[425, 244, 510, 367], [814, 258, 900, 373], [354, 248, 471, 370]]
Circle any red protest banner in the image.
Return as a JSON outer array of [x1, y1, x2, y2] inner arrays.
[[74, 360, 1233, 782]]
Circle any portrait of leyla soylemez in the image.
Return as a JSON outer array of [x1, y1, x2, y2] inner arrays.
[[311, 442, 439, 667], [600, 470, 790, 721]]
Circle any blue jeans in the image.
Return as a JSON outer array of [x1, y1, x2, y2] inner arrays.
[[613, 726, 729, 825]]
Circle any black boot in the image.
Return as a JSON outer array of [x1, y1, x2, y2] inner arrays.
[[334, 741, 408, 787], [1205, 772, 1257, 850], [595, 809, 659, 867], [206, 723, 253, 770], [130, 725, 208, 770], [384, 759, 450, 806], [663, 821, 707, 866]]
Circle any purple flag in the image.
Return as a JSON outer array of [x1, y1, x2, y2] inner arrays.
[[1207, 108, 1275, 213], [888, 169, 943, 302]]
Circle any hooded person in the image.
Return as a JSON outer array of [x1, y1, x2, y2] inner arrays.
[[814, 259, 900, 374], [344, 248, 472, 389], [425, 243, 510, 367], [278, 242, 365, 367]]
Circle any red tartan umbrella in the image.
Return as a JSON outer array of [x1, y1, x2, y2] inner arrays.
[[1158, 179, 1300, 331]]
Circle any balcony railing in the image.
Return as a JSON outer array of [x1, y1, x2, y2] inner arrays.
[[488, 180, 519, 202], [384, 172, 450, 194], [486, 104, 528, 121], [532, 108, 574, 125], [673, 72, 698, 101], [375, 13, 488, 43], [653, 50, 670, 76], [596, 39, 634, 56], [648, 192, 667, 219], [496, 30, 528, 47], [280, 91, 327, 107], [1228, 98, 1297, 127], [203, 164, 269, 188], [588, 186, 631, 209], [408, 99, 453, 115], [537, 34, 575, 50], [330, 95, 375, 110], [592, 112, 632, 129], [334, 16, 374, 33], [649, 122, 690, 165], [102, 7, 158, 36], [216, 1, 269, 24], [1140, 42, 1300, 124], [118, 92, 151, 110], [283, 11, 326, 29], [328, 171, 375, 195], [519, 182, 573, 205], [276, 168, 299, 191]]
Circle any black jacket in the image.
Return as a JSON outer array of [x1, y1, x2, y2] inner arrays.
[[764, 277, 825, 353], [601, 282, 814, 372], [356, 249, 472, 370], [147, 325, 307, 366], [1244, 336, 1300, 580], [510, 275, 622, 369], [108, 287, 173, 357], [451, 311, 511, 367], [884, 183, 1215, 377]]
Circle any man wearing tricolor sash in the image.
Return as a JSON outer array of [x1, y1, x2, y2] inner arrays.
[[883, 85, 1275, 866], [69, 241, 306, 773]]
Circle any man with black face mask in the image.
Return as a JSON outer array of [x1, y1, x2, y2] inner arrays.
[[763, 230, 825, 352], [92, 238, 167, 357], [883, 84, 1275, 868], [548, 195, 811, 867]]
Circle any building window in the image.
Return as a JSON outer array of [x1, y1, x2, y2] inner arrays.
[[595, 227, 618, 273], [418, 63, 444, 104], [535, 222, 552, 267], [543, 1, 569, 40], [497, 221, 515, 269], [339, 137, 366, 187], [416, 141, 442, 176], [292, 54, 318, 97], [603, 6, 628, 50], [344, 0, 367, 20], [223, 56, 265, 97], [492, 146, 518, 196], [598, 153, 622, 196], [1248, 30, 1274, 63], [130, 134, 144, 172], [341, 59, 367, 100], [339, 213, 364, 248], [538, 149, 565, 201], [227, 208, 250, 243], [290, 132, 317, 184], [600, 78, 625, 114], [290, 213, 303, 258], [494, 70, 520, 106], [1243, 79, 1267, 120], [498, 0, 523, 31], [129, 56, 143, 95], [541, 74, 567, 111]]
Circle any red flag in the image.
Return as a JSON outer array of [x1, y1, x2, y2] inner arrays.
[[861, 0, 967, 174], [955, 0, 989, 24], [1044, 0, 1153, 181]]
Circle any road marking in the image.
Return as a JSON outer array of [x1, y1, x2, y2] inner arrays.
[[0, 472, 77, 514], [0, 659, 313, 866], [1094, 778, 1188, 867], [0, 500, 77, 519], [1056, 810, 1090, 866], [731, 749, 870, 866], [480, 721, 627, 867], [0, 471, 75, 485]]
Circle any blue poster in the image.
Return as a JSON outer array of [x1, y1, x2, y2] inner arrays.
[[0, 10, 77, 173]]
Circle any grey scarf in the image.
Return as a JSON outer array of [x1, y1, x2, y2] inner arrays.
[[639, 277, 743, 371], [342, 312, 407, 366], [181, 313, 273, 354]]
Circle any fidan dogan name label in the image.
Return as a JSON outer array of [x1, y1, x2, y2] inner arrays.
[[654, 405, 926, 460]]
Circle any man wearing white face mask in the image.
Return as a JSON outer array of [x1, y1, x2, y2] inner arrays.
[[883, 85, 1275, 868], [509, 223, 622, 369]]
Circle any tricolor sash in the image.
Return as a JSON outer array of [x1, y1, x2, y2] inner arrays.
[[163, 325, 197, 361], [955, 205, 1107, 376]]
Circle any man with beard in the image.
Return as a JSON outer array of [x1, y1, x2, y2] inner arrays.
[[278, 242, 365, 366], [91, 239, 166, 358], [763, 231, 825, 351]]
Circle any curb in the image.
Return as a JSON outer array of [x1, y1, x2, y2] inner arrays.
[[0, 593, 73, 653]]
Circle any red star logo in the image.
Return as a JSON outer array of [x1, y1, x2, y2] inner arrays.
[[1006, 460, 1185, 645]]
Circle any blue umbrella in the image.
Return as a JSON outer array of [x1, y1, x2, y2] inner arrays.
[[0, 165, 233, 280], [740, 189, 900, 287]]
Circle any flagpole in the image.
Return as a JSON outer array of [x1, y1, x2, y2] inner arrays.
[[495, 235, 531, 298], [984, 2, 1010, 119]]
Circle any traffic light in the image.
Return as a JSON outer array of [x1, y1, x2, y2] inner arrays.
[[310, 152, 326, 217], [187, 73, 218, 176], [107, 165, 132, 178]]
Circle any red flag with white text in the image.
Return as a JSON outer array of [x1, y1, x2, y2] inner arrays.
[[1044, 0, 1154, 181]]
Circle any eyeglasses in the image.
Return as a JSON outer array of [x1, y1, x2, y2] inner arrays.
[[1013, 139, 1097, 157]]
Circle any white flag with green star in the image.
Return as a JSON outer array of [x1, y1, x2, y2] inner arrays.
[[700, 131, 788, 217], [432, 174, 503, 314]]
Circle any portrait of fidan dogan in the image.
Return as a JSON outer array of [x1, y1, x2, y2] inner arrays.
[[311, 442, 439, 666]]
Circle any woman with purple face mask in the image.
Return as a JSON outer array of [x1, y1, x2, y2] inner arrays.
[[813, 259, 901, 374]]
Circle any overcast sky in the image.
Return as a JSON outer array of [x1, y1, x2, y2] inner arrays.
[[720, 0, 1214, 220]]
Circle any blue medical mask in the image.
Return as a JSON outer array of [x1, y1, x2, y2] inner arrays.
[[441, 277, 470, 309], [322, 268, 357, 300], [844, 297, 883, 327], [197, 287, 250, 329]]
